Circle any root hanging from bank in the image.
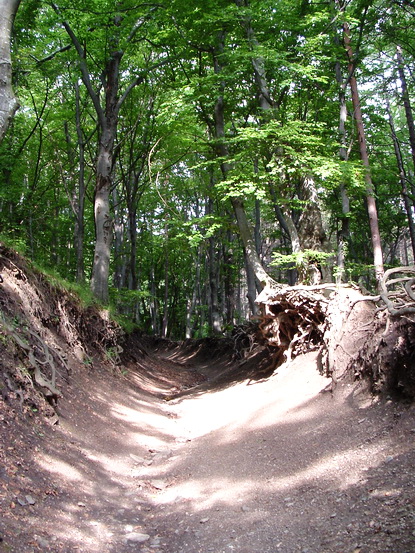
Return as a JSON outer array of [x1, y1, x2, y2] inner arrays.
[[244, 269, 415, 398], [0, 314, 69, 407]]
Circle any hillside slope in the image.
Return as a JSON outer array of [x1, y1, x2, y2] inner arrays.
[[0, 244, 415, 553]]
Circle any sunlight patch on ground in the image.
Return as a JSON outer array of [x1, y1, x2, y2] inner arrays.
[[37, 454, 84, 482], [173, 356, 331, 441], [154, 441, 387, 513], [268, 441, 388, 491], [110, 402, 178, 449], [155, 477, 256, 508]]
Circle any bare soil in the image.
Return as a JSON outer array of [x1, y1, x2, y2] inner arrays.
[[1, 246, 415, 553], [1, 339, 415, 553]]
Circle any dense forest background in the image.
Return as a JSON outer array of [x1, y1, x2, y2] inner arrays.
[[1, 0, 415, 339]]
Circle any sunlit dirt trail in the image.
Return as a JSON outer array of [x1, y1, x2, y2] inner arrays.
[[2, 348, 415, 553]]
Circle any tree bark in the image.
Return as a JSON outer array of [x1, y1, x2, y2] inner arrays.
[[0, 0, 20, 143], [334, 57, 350, 284], [185, 246, 201, 339], [161, 235, 169, 338], [112, 186, 125, 289], [74, 81, 86, 283], [207, 197, 222, 333], [149, 263, 159, 335], [396, 46, 415, 178], [343, 21, 384, 285], [245, 252, 257, 315], [385, 95, 415, 261], [212, 32, 276, 290]]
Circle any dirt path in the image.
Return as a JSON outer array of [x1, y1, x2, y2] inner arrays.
[[1, 348, 415, 553]]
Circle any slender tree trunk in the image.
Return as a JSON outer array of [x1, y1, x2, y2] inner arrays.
[[245, 253, 257, 315], [0, 0, 20, 143], [211, 31, 276, 291], [208, 243, 222, 334], [385, 96, 415, 261], [207, 197, 222, 333], [343, 21, 384, 284], [281, 204, 301, 254], [127, 198, 138, 290], [223, 231, 235, 326], [162, 245, 169, 338], [335, 58, 350, 283], [149, 263, 158, 335], [112, 186, 125, 289], [236, 0, 312, 282], [185, 247, 201, 339], [396, 46, 415, 177], [268, 182, 301, 256], [232, 197, 275, 287], [74, 81, 86, 283], [254, 198, 261, 261]]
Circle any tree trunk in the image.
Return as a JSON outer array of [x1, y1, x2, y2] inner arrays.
[[91, 164, 113, 303], [149, 263, 158, 335], [185, 247, 201, 339], [0, 0, 20, 143], [268, 182, 301, 256], [112, 186, 125, 289], [385, 96, 415, 261], [212, 34, 275, 290], [245, 253, 258, 315], [90, 48, 123, 302], [162, 245, 169, 338], [396, 46, 415, 178], [335, 58, 350, 284], [223, 231, 235, 325], [343, 21, 384, 285], [74, 81, 86, 283], [208, 227, 222, 334], [128, 209, 138, 290], [236, 0, 316, 281], [297, 176, 327, 251], [232, 197, 275, 287]]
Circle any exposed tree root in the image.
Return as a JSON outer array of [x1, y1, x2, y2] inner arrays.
[[0, 243, 125, 413], [1, 315, 68, 406], [249, 272, 415, 398], [254, 283, 331, 372]]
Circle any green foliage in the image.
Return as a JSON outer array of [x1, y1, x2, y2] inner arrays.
[[1, 0, 413, 337], [271, 249, 333, 270]]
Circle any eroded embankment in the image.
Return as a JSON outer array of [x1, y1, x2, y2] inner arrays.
[[1, 244, 415, 552]]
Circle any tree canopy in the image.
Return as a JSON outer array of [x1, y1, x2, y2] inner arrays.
[[1, 0, 415, 338]]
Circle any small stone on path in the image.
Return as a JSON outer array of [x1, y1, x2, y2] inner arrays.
[[150, 479, 167, 490], [125, 532, 150, 543]]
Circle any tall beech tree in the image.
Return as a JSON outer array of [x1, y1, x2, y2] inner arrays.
[[3, 0, 415, 335], [0, 0, 21, 143], [340, 7, 384, 284], [51, 1, 171, 302]]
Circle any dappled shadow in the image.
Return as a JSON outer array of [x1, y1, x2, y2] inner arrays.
[[2, 335, 415, 553], [150, 336, 281, 400], [0, 359, 178, 552], [137, 367, 415, 553]]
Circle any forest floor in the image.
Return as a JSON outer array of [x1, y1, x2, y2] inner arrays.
[[1, 332, 415, 553]]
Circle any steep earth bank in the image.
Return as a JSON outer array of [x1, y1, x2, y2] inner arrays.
[[0, 244, 414, 553]]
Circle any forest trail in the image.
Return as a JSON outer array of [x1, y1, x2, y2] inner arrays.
[[2, 342, 415, 553]]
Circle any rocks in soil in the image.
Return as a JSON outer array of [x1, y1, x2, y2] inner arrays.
[[124, 531, 150, 544]]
